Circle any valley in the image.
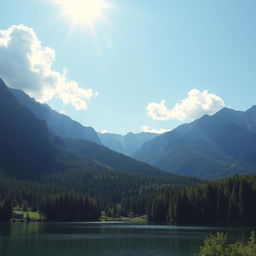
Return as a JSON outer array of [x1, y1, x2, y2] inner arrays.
[[0, 78, 255, 228]]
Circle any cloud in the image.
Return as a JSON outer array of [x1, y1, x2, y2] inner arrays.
[[0, 25, 96, 110], [100, 130, 109, 134], [141, 125, 170, 134], [147, 89, 225, 121]]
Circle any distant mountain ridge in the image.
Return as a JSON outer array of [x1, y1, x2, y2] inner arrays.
[[98, 132, 159, 156], [0, 78, 200, 223], [6, 78, 256, 181], [1, 78, 188, 180], [135, 106, 256, 180], [10, 88, 101, 145], [10, 87, 160, 156]]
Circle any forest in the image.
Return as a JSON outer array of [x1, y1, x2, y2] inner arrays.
[[147, 175, 256, 225], [0, 168, 196, 222], [0, 168, 256, 225], [1, 78, 256, 225]]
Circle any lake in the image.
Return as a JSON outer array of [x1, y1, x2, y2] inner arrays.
[[0, 222, 253, 256]]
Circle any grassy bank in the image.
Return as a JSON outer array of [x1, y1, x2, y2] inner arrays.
[[100, 215, 147, 223], [11, 210, 44, 222]]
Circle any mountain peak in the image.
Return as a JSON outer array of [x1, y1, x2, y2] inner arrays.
[[0, 78, 8, 90], [11, 87, 101, 145], [212, 107, 243, 121], [135, 104, 256, 180], [216, 107, 234, 114], [246, 105, 256, 113]]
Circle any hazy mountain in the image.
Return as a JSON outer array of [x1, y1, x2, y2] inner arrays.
[[11, 88, 101, 145], [135, 106, 256, 180], [98, 132, 159, 156], [1, 78, 187, 180], [0, 80, 200, 224], [62, 136, 168, 176], [10, 85, 160, 157]]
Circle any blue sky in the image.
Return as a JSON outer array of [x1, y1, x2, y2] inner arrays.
[[1, 0, 256, 134]]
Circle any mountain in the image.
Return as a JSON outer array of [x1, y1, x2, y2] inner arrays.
[[135, 106, 256, 180], [62, 137, 168, 176], [0, 79, 56, 178], [10, 86, 160, 157], [10, 88, 101, 145], [1, 79, 189, 180], [98, 132, 158, 156], [0, 78, 200, 221]]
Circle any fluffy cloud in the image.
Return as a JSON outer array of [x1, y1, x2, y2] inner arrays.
[[141, 125, 170, 134], [100, 130, 109, 134], [0, 25, 95, 110], [147, 89, 225, 121]]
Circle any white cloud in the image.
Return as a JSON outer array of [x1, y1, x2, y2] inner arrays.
[[100, 130, 109, 134], [146, 99, 172, 121], [141, 125, 170, 134], [0, 25, 96, 110], [147, 89, 225, 121]]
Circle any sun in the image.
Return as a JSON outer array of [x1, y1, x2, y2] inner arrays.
[[55, 0, 112, 30]]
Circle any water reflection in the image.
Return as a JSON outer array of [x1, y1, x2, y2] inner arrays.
[[0, 222, 253, 256]]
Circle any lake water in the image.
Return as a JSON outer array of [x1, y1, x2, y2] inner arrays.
[[0, 222, 253, 256]]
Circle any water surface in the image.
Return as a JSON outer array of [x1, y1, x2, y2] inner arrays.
[[0, 222, 252, 256]]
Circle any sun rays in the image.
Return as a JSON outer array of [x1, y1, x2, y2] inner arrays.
[[54, 0, 113, 33]]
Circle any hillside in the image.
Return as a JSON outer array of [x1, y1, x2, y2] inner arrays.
[[63, 136, 173, 176], [0, 78, 197, 182], [0, 79, 56, 178], [136, 107, 256, 180], [0, 77, 199, 219], [147, 174, 256, 225], [11, 88, 101, 145]]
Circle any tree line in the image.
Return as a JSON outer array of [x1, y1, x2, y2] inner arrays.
[[0, 168, 190, 222], [147, 175, 256, 225], [40, 193, 100, 221], [1, 168, 256, 225]]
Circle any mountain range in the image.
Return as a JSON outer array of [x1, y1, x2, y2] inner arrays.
[[11, 88, 157, 157], [1, 78, 192, 183], [135, 106, 256, 179], [1, 77, 202, 223], [98, 132, 158, 156], [2, 78, 256, 181]]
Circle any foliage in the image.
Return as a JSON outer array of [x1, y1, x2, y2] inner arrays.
[[0, 165, 196, 221], [13, 210, 41, 221], [0, 199, 12, 222], [148, 175, 256, 225], [195, 232, 256, 256], [40, 193, 100, 221], [0, 80, 199, 221]]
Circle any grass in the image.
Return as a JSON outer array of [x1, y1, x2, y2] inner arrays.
[[12, 210, 44, 222], [100, 215, 147, 223]]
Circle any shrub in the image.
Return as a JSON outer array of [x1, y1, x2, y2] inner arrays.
[[195, 232, 256, 256]]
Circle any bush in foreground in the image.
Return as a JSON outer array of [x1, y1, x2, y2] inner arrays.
[[195, 232, 256, 256]]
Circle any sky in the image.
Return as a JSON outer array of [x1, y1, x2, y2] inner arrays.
[[1, 0, 256, 134]]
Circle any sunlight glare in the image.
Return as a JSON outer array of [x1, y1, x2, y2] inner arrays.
[[56, 0, 112, 29]]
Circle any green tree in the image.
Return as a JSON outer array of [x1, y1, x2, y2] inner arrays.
[[0, 199, 13, 222], [195, 232, 256, 256]]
